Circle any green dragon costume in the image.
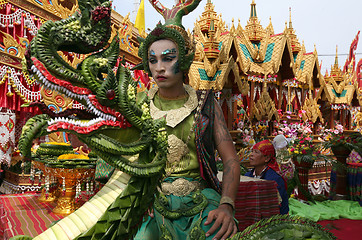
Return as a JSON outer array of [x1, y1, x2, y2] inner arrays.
[[12, 0, 335, 239]]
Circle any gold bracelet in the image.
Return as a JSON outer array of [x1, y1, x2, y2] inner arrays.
[[219, 196, 235, 210]]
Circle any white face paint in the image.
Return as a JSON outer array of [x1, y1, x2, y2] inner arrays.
[[148, 39, 184, 92]]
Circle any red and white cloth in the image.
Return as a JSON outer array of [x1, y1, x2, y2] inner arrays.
[[0, 109, 15, 165], [347, 150, 362, 164]]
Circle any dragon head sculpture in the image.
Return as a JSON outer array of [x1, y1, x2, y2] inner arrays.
[[17, 1, 169, 238], [20, 0, 168, 177]]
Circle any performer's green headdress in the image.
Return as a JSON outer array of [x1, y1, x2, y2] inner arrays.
[[136, 0, 202, 76]]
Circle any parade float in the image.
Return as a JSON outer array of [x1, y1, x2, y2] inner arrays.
[[0, 0, 147, 194], [0, 0, 360, 239]]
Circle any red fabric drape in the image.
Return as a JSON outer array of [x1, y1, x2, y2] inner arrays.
[[0, 78, 41, 114], [133, 69, 150, 89], [0, 3, 42, 114]]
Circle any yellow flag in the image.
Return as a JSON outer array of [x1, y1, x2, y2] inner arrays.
[[135, 0, 145, 33]]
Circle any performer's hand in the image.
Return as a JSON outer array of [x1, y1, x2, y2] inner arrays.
[[204, 204, 237, 240], [147, 208, 154, 218]]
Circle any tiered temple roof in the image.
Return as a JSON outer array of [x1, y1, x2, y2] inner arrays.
[[319, 47, 359, 108], [187, 0, 362, 129], [1, 0, 361, 130]]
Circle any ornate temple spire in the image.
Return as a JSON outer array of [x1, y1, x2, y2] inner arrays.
[[203, 14, 220, 59], [197, 0, 219, 33], [192, 0, 223, 60], [265, 16, 274, 35], [289, 7, 293, 28], [245, 0, 265, 42], [250, 0, 257, 18], [284, 7, 301, 53], [334, 45, 339, 67], [329, 45, 343, 80]]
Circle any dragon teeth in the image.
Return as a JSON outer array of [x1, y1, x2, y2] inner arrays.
[[31, 64, 117, 123]]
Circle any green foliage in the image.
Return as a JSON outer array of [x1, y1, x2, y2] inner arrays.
[[7, 161, 31, 174], [229, 215, 336, 240], [75, 175, 161, 239], [240, 164, 248, 176], [9, 235, 33, 240]]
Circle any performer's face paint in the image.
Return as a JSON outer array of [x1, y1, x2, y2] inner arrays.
[[148, 39, 184, 91]]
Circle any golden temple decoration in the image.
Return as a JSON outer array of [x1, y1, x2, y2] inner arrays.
[[324, 48, 354, 95], [33, 160, 60, 202], [293, 41, 306, 71], [329, 75, 346, 94], [295, 48, 319, 87], [111, 13, 142, 60], [40, 87, 73, 143], [44, 166, 95, 216], [244, 0, 265, 42], [321, 46, 357, 107], [265, 17, 274, 36], [301, 95, 324, 123], [251, 87, 279, 121], [196, 0, 220, 33], [284, 8, 301, 53], [239, 80, 250, 96], [354, 110, 362, 131], [41, 87, 73, 111], [188, 0, 239, 91], [0, 64, 42, 101], [26, 0, 77, 19], [329, 47, 343, 78], [0, 30, 29, 59]]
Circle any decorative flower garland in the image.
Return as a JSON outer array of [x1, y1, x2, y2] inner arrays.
[[331, 103, 350, 110], [247, 74, 277, 83], [0, 65, 42, 102], [0, 6, 39, 36], [282, 78, 299, 87], [308, 179, 330, 196]]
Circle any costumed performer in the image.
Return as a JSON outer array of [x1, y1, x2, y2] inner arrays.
[[134, 0, 240, 239], [245, 139, 289, 214]]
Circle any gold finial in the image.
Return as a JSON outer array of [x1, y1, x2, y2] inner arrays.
[[250, 0, 257, 18], [335, 45, 339, 67], [289, 7, 293, 28], [210, 19, 215, 31]]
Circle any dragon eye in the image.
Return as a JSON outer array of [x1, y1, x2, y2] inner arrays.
[[106, 89, 115, 100]]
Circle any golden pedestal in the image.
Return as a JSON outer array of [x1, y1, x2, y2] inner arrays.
[[44, 166, 95, 216], [32, 161, 59, 202], [38, 187, 59, 202]]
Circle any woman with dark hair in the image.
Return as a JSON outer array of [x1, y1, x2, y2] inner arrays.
[[245, 139, 289, 214], [134, 1, 240, 239]]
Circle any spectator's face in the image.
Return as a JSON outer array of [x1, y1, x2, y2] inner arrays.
[[249, 148, 269, 168], [148, 39, 183, 90]]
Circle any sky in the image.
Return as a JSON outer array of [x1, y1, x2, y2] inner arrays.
[[114, 0, 362, 74]]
